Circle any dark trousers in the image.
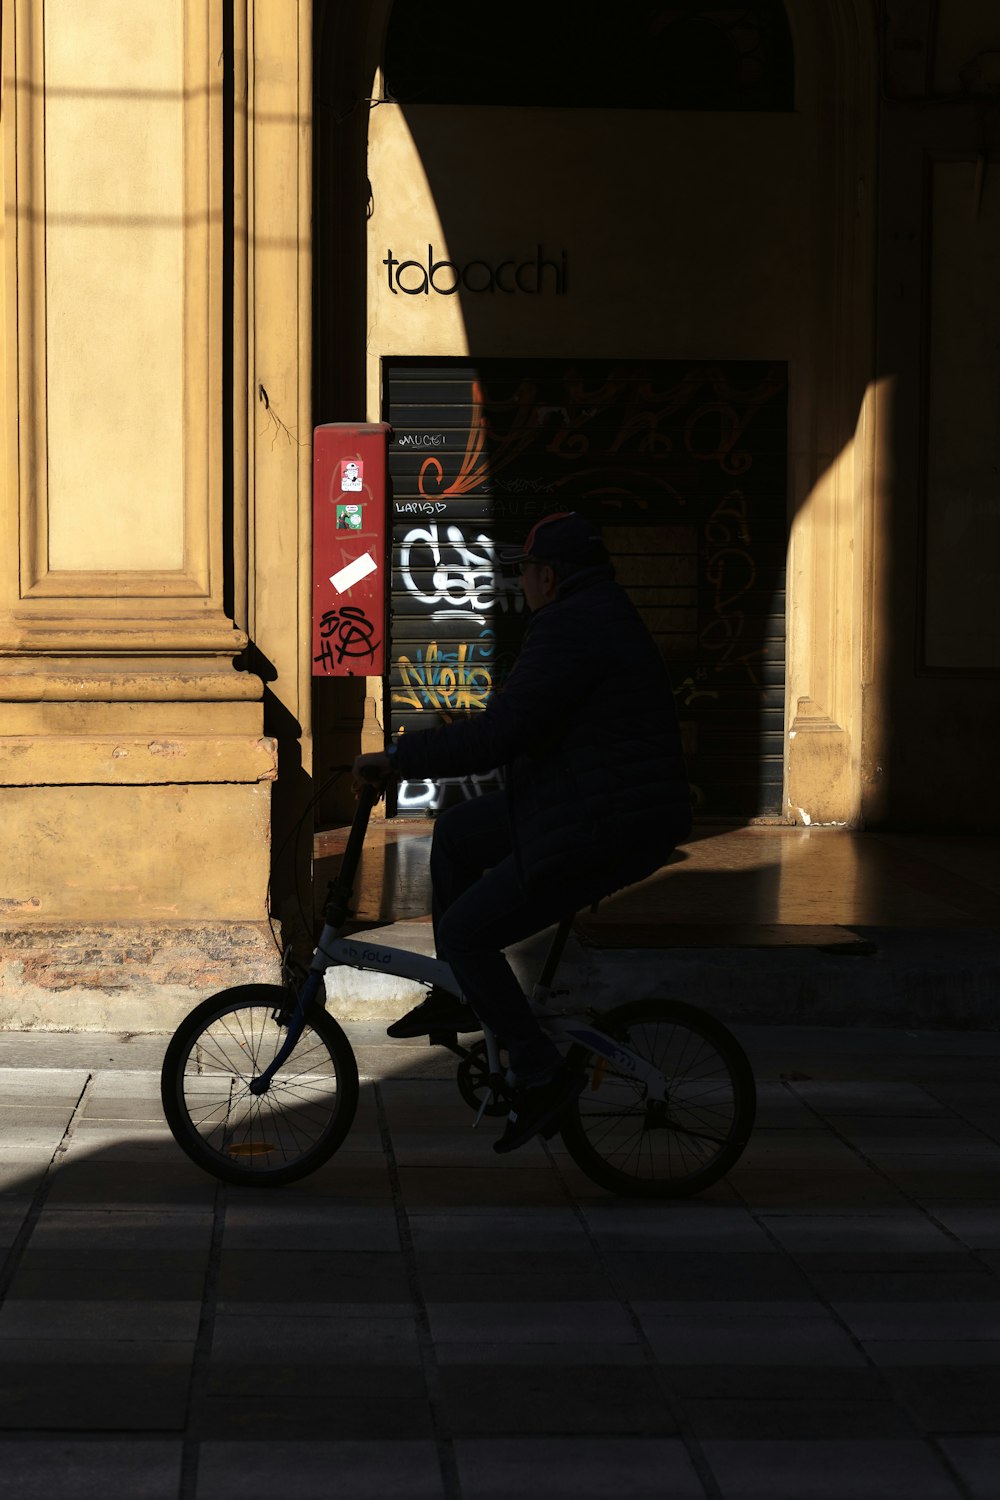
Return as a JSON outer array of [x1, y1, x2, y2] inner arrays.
[[431, 791, 645, 1084]]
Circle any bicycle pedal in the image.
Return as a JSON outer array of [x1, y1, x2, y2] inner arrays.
[[427, 1028, 459, 1048], [539, 1119, 561, 1140]]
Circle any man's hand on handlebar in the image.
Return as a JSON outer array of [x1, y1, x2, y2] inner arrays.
[[351, 752, 394, 795]]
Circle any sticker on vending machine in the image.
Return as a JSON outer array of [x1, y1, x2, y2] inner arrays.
[[336, 503, 363, 530], [340, 460, 363, 492]]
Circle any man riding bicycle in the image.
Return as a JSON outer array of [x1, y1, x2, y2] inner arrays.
[[353, 511, 691, 1152]]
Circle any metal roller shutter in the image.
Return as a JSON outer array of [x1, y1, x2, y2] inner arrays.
[[384, 357, 787, 819]]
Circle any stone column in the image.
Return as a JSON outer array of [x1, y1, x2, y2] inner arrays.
[[0, 0, 280, 1027], [784, 0, 879, 828]]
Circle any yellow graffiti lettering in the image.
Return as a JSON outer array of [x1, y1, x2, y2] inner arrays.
[[392, 642, 493, 715]]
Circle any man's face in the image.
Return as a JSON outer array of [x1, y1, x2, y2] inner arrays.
[[519, 558, 557, 612]]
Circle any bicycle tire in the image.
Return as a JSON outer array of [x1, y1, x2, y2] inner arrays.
[[559, 998, 755, 1198], [161, 984, 359, 1186]]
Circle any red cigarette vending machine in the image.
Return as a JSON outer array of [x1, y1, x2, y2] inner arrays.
[[312, 423, 390, 678]]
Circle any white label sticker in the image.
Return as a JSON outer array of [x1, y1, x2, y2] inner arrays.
[[330, 552, 378, 594]]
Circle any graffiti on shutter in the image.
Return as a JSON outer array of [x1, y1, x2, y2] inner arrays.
[[385, 359, 787, 818]]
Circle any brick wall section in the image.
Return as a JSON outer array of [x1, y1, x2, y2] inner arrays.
[[0, 923, 282, 1030]]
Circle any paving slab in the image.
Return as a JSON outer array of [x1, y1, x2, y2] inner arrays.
[[79, 1095, 168, 1120], [580, 1202, 773, 1251], [0, 1152, 58, 1199], [807, 1267, 1000, 1304], [453, 1437, 706, 1500], [61, 1130, 188, 1165], [789, 1081, 952, 1116], [679, 1396, 915, 1440], [939, 1437, 1000, 1500], [0, 1298, 201, 1342], [884, 1362, 1000, 1430], [84, 1070, 165, 1096], [195, 1440, 445, 1500], [0, 1110, 71, 1148], [408, 1208, 590, 1253], [427, 1300, 638, 1345], [862, 1339, 1000, 1366], [6, 1249, 208, 1302], [203, 1361, 428, 1401], [0, 1034, 168, 1069], [0, 1358, 192, 1431], [603, 1249, 815, 1302], [922, 1203, 1000, 1249], [0, 1440, 182, 1499], [699, 1438, 965, 1499], [439, 1363, 676, 1434], [0, 1068, 89, 1100], [417, 1264, 615, 1305], [220, 1202, 400, 1252], [0, 1202, 29, 1250], [215, 1248, 411, 1303], [43, 1160, 218, 1208], [633, 1303, 867, 1366], [435, 1339, 648, 1367], [25, 1208, 213, 1250], [759, 1212, 958, 1254], [196, 1392, 435, 1440], [209, 1308, 421, 1363], [832, 1301, 1000, 1340]]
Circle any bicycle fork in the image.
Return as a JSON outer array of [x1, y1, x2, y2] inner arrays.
[[247, 948, 331, 1095]]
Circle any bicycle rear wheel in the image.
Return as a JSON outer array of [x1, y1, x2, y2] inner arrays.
[[161, 984, 359, 1186], [559, 998, 755, 1198]]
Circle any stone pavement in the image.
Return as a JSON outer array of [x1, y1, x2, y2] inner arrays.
[[1, 1022, 1000, 1498], [317, 822, 1000, 1029]]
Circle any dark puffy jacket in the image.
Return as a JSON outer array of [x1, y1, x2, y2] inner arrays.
[[393, 564, 692, 884]]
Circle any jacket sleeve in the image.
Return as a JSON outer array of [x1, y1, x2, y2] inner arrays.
[[393, 610, 590, 781]]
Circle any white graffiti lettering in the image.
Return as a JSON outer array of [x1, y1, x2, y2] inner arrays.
[[394, 501, 448, 516], [397, 769, 505, 814], [399, 524, 521, 614]]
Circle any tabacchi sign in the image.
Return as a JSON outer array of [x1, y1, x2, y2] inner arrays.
[[383, 244, 568, 296]]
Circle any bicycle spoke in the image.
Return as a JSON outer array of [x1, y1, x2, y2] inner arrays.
[[176, 1004, 344, 1176], [567, 1009, 751, 1189]]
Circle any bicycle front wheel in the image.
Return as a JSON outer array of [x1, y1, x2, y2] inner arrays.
[[559, 998, 755, 1198], [161, 985, 359, 1186]]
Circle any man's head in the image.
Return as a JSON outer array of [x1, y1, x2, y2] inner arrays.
[[506, 512, 608, 612]]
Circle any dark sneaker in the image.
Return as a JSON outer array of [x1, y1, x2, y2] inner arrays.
[[493, 1066, 586, 1154], [386, 988, 479, 1039]]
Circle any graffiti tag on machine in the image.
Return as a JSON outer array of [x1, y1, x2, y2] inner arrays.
[[313, 605, 381, 673]]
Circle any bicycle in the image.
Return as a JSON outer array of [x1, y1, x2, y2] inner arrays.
[[161, 783, 756, 1198]]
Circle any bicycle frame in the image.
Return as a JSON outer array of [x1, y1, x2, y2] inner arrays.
[[249, 782, 667, 1103], [312, 930, 669, 1102]]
